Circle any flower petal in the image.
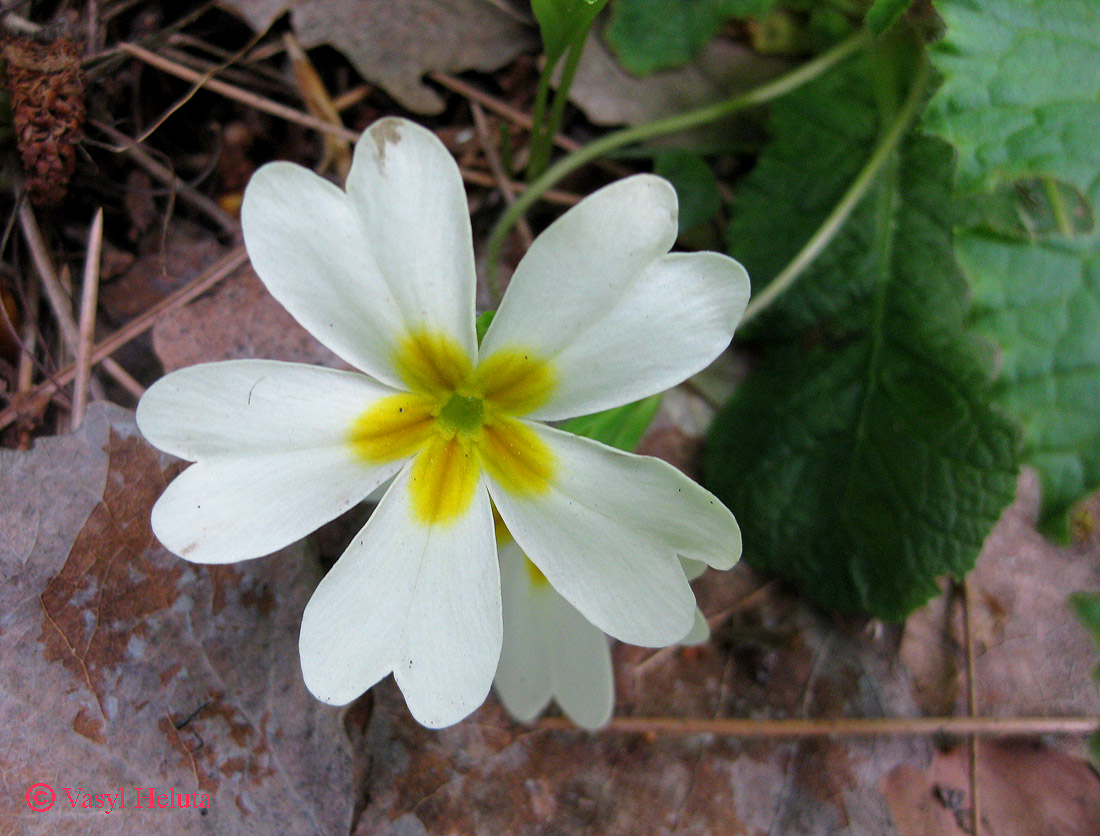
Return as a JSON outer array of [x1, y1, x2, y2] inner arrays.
[[137, 360, 399, 461], [481, 175, 750, 420], [487, 424, 740, 646], [345, 117, 477, 362], [241, 162, 408, 387], [494, 541, 552, 722], [544, 580, 614, 730], [681, 557, 708, 582], [152, 448, 402, 563], [680, 609, 710, 646], [495, 542, 613, 729], [299, 466, 500, 728]]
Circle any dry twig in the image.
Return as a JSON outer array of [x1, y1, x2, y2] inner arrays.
[[0, 245, 248, 432], [118, 42, 581, 207], [71, 208, 105, 427], [18, 201, 140, 400], [538, 715, 1100, 738], [94, 121, 239, 234], [471, 102, 533, 249]]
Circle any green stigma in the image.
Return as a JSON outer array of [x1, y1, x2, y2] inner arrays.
[[437, 392, 484, 433]]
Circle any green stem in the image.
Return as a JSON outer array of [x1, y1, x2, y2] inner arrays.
[[486, 28, 872, 290], [527, 57, 557, 183], [528, 34, 588, 180], [1042, 175, 1074, 237], [739, 53, 931, 326]]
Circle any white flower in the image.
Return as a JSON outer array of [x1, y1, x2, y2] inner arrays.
[[495, 540, 709, 730], [136, 117, 750, 728]]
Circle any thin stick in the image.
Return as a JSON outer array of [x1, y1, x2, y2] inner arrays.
[[429, 70, 633, 178], [119, 42, 360, 143], [19, 201, 125, 400], [430, 70, 584, 152], [471, 102, 533, 250], [72, 209, 104, 427], [15, 274, 38, 394], [283, 31, 351, 178], [538, 715, 1100, 738], [117, 42, 580, 207], [95, 121, 238, 233], [331, 84, 372, 113], [963, 579, 981, 835], [0, 245, 248, 432]]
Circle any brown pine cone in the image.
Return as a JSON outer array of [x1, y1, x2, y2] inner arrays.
[[2, 36, 86, 207]]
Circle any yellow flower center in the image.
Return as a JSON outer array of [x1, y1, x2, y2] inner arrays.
[[349, 328, 556, 525]]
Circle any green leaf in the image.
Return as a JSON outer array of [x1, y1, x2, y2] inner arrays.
[[707, 62, 1019, 619], [923, 0, 1100, 539], [923, 0, 1100, 193], [726, 58, 883, 338], [533, 0, 607, 63], [654, 150, 722, 232], [1071, 592, 1100, 764], [605, 0, 779, 76], [558, 395, 662, 452], [865, 0, 913, 34], [475, 310, 495, 345]]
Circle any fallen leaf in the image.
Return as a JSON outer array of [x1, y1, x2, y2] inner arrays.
[[884, 740, 1100, 836], [567, 29, 787, 137], [152, 265, 344, 372], [0, 403, 361, 835], [901, 469, 1100, 728], [99, 222, 226, 324], [218, 0, 536, 114]]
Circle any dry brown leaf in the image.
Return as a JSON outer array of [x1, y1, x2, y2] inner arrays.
[[152, 265, 344, 372], [100, 222, 225, 323], [0, 404, 361, 835], [218, 0, 536, 114], [901, 469, 1100, 728], [883, 740, 1100, 836], [567, 30, 788, 136]]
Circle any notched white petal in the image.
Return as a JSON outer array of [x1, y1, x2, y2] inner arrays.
[[346, 117, 477, 360], [494, 543, 613, 729], [241, 161, 408, 387], [488, 423, 730, 647], [299, 466, 501, 728], [482, 172, 751, 420], [494, 542, 553, 722]]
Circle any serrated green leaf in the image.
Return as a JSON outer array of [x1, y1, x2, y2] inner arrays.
[[654, 150, 722, 232], [866, 0, 913, 34], [924, 0, 1100, 192], [1071, 592, 1100, 764], [558, 395, 662, 452], [726, 60, 883, 337], [605, 0, 779, 76], [708, 62, 1019, 619], [924, 0, 1100, 539]]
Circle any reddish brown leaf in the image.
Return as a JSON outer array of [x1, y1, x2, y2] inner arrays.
[[0, 404, 361, 835]]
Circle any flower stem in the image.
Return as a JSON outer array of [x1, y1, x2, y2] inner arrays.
[[739, 53, 930, 325], [485, 28, 872, 290], [527, 34, 588, 181]]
